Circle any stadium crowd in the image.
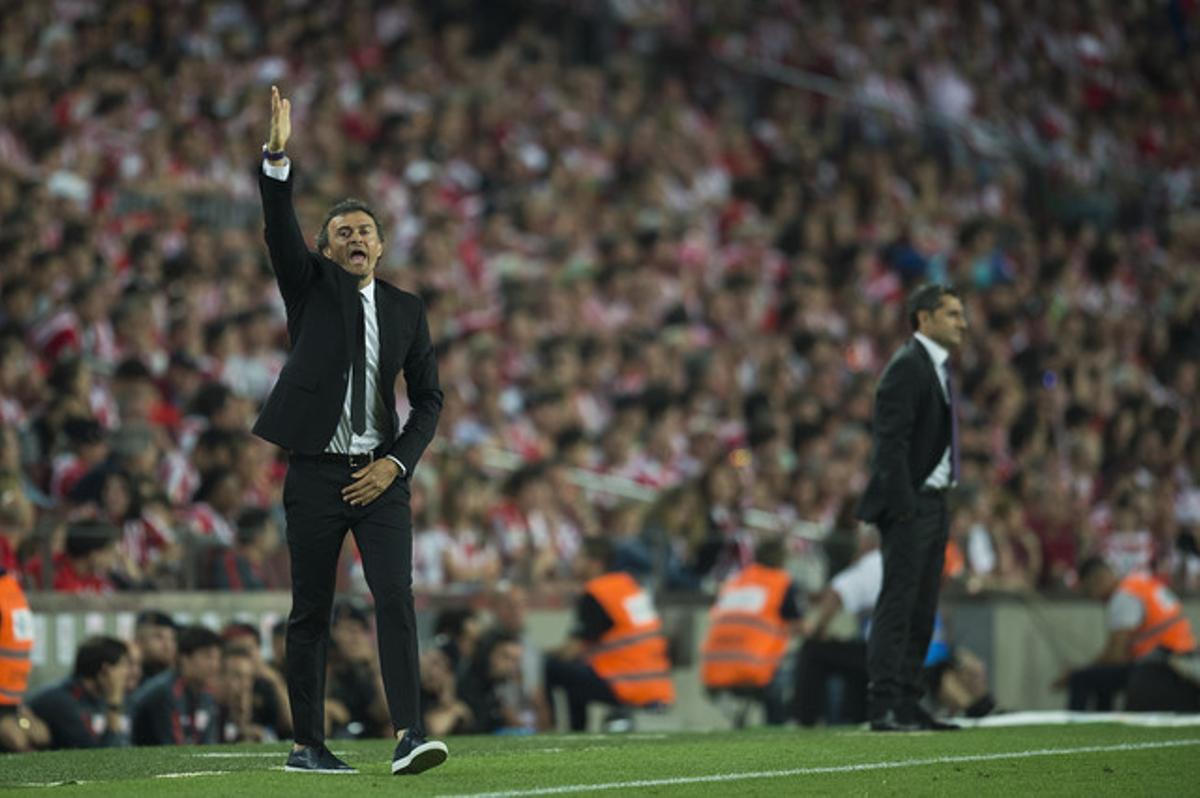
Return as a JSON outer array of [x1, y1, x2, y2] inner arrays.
[[0, 0, 1198, 637], [0, 0, 1199, 749]]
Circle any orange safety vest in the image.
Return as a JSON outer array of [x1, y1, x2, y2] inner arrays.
[[700, 564, 791, 689], [0, 572, 33, 706], [585, 572, 675, 707], [1117, 572, 1197, 659]]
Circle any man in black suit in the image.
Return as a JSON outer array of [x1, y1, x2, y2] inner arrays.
[[256, 86, 446, 775], [857, 284, 967, 732]]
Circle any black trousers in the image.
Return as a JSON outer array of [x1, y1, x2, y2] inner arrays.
[[283, 456, 420, 746], [543, 655, 618, 732], [866, 491, 948, 716]]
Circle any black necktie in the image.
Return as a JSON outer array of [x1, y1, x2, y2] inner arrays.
[[351, 295, 366, 435]]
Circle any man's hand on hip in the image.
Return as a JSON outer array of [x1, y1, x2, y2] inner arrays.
[[342, 457, 401, 506]]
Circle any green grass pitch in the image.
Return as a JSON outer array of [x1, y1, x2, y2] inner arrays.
[[2, 724, 1197, 796]]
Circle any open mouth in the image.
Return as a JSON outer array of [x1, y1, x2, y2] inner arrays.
[[349, 248, 367, 266]]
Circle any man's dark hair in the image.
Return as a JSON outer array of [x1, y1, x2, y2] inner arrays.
[[236, 507, 272, 546], [136, 610, 177, 630], [755, 537, 787, 569], [582, 536, 615, 571], [221, 621, 262, 646], [907, 284, 960, 331], [1077, 555, 1111, 583], [188, 381, 232, 419], [314, 198, 385, 253], [432, 607, 475, 639], [177, 624, 223, 657], [64, 521, 117, 560], [73, 636, 129, 680], [193, 466, 234, 504]]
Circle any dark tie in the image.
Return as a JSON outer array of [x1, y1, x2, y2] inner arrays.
[[351, 295, 366, 435], [945, 359, 960, 483]]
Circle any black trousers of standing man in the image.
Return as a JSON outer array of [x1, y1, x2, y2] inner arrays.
[[866, 489, 949, 717], [283, 452, 419, 746]]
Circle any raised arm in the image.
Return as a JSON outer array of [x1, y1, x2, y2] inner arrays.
[[259, 85, 313, 307]]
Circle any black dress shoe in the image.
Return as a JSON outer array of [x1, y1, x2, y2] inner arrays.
[[911, 705, 961, 731], [392, 731, 448, 775], [869, 708, 922, 732], [284, 745, 356, 774]]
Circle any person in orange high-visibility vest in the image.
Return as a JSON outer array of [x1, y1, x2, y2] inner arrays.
[[700, 538, 803, 725], [544, 537, 674, 732], [0, 566, 43, 752], [1058, 557, 1199, 712]]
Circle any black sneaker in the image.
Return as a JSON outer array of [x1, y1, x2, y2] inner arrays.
[[284, 745, 356, 774], [391, 731, 448, 775]]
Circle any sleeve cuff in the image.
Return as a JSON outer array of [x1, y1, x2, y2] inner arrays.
[[385, 455, 407, 477], [261, 150, 291, 181]]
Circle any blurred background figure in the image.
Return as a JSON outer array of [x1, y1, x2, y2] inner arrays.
[[133, 611, 177, 687], [701, 538, 804, 727], [1056, 557, 1199, 712], [26, 636, 131, 749], [129, 625, 222, 746]]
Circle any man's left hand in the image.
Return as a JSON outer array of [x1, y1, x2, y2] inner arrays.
[[342, 458, 401, 506]]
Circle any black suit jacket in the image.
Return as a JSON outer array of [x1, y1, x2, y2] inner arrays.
[[856, 338, 951, 525], [252, 163, 443, 472]]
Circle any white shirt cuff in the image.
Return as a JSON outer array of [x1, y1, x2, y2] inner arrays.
[[262, 155, 290, 181], [385, 455, 407, 477]]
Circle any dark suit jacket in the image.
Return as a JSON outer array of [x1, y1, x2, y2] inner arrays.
[[252, 163, 442, 472], [856, 337, 950, 525]]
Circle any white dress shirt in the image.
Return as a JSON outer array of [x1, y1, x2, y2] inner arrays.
[[262, 157, 405, 473], [913, 332, 953, 489]]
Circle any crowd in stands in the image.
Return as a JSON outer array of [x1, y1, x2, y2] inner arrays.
[[0, 0, 1198, 607], [1, 595, 548, 751]]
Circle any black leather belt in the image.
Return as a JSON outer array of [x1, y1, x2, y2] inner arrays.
[[291, 447, 387, 469]]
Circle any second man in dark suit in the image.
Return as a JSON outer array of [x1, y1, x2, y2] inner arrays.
[[857, 284, 967, 731], [256, 87, 446, 775]]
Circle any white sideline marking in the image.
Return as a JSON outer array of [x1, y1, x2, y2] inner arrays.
[[440, 738, 1200, 798], [155, 771, 231, 779]]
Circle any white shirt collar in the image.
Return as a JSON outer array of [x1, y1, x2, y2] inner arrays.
[[358, 278, 375, 304], [913, 331, 949, 368]]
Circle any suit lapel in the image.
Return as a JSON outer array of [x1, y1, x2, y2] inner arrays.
[[376, 282, 396, 380]]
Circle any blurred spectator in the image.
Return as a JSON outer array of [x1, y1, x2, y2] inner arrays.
[[268, 618, 287, 681], [418, 649, 474, 737], [700, 537, 803, 726], [0, 562, 38, 752], [26, 636, 131, 749], [1056, 557, 1199, 712], [0, 473, 33, 575], [133, 611, 177, 687], [431, 607, 482, 680], [457, 630, 536, 734], [544, 537, 674, 732], [220, 622, 291, 740], [325, 602, 390, 739], [204, 507, 278, 591], [25, 520, 119, 594], [216, 646, 269, 743], [129, 625, 222, 745]]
